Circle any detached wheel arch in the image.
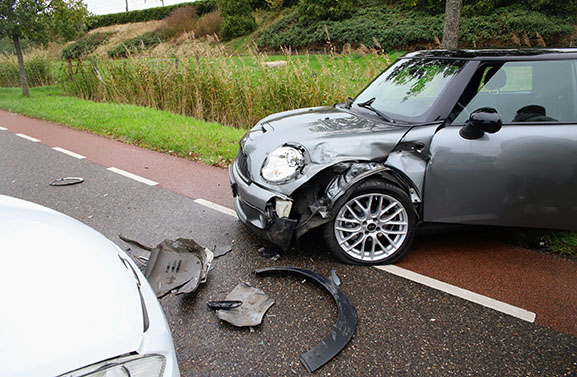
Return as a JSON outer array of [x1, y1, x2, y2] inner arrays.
[[324, 179, 416, 265]]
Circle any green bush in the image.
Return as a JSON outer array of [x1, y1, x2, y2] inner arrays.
[[218, 0, 256, 40], [107, 32, 163, 58], [256, 6, 573, 51], [61, 32, 113, 60], [87, 0, 217, 29], [297, 0, 357, 25]]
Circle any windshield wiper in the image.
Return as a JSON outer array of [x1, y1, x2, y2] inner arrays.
[[356, 97, 395, 123]]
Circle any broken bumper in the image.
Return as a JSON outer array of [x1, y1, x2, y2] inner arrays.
[[229, 162, 297, 250]]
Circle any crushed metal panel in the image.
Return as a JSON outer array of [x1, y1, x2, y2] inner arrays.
[[144, 238, 213, 298], [216, 283, 275, 327], [254, 267, 358, 373]]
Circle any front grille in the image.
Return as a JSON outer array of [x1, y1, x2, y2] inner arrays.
[[236, 148, 250, 180]]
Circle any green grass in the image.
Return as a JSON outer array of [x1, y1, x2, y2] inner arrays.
[[547, 231, 577, 258], [0, 86, 245, 165]]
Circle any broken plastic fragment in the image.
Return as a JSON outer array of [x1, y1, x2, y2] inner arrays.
[[330, 270, 341, 286], [258, 246, 282, 259], [144, 238, 213, 298], [213, 244, 232, 258], [207, 300, 243, 310], [216, 283, 274, 327], [49, 177, 84, 186]]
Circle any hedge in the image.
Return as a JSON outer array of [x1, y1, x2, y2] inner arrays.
[[87, 0, 217, 29]]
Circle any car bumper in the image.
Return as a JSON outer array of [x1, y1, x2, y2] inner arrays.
[[229, 162, 297, 250]]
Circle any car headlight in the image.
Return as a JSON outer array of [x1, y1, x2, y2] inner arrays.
[[261, 146, 305, 183], [60, 354, 165, 377]]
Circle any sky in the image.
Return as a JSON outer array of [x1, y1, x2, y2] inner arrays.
[[83, 0, 194, 15]]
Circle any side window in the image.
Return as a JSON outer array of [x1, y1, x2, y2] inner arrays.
[[454, 60, 577, 124]]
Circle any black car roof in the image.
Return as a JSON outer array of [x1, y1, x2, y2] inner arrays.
[[403, 48, 577, 61]]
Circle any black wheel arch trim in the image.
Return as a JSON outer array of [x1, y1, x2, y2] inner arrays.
[[254, 267, 358, 373]]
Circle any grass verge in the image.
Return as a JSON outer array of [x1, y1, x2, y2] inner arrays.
[[0, 86, 245, 165]]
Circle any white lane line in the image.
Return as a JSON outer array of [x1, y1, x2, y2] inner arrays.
[[194, 198, 238, 218], [107, 167, 158, 186], [375, 265, 536, 323], [52, 147, 86, 160], [16, 133, 40, 142], [0, 126, 7, 131]]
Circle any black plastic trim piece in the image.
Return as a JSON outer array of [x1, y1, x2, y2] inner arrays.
[[254, 267, 358, 373]]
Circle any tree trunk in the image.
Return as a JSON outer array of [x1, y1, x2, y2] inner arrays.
[[441, 0, 462, 49], [12, 34, 30, 97]]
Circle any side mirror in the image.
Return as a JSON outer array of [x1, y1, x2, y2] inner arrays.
[[459, 107, 502, 140]]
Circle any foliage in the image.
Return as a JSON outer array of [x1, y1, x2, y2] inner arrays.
[[400, 0, 577, 17], [0, 53, 54, 87], [107, 32, 163, 58], [0, 0, 88, 44], [297, 0, 357, 25], [61, 32, 113, 61], [59, 52, 395, 129], [256, 6, 573, 51], [87, 0, 217, 30], [0, 86, 244, 165], [218, 0, 257, 40], [157, 7, 223, 39]]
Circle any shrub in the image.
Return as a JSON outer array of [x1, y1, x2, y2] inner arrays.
[[86, 0, 217, 29], [218, 0, 256, 40], [194, 10, 224, 37], [107, 32, 163, 58], [0, 53, 54, 87], [157, 6, 198, 39], [256, 6, 573, 51], [297, 0, 357, 25], [61, 32, 113, 61]]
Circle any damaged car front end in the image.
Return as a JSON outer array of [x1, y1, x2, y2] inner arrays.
[[231, 49, 577, 265]]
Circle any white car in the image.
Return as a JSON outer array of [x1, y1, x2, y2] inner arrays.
[[0, 195, 180, 377]]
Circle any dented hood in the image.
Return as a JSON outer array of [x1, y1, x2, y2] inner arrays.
[[241, 106, 410, 194], [0, 196, 144, 377]]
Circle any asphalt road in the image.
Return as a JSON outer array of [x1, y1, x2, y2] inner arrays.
[[1, 125, 576, 376]]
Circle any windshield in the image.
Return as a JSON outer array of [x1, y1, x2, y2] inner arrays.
[[353, 58, 466, 121]]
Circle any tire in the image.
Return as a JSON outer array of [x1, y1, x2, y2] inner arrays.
[[323, 179, 416, 265]]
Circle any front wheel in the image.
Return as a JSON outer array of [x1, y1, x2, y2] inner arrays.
[[323, 180, 416, 265]]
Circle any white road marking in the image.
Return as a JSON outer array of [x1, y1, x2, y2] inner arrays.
[[0, 126, 7, 131], [375, 264, 536, 323], [52, 147, 85, 159], [107, 167, 158, 186], [15, 133, 40, 142], [194, 198, 238, 218]]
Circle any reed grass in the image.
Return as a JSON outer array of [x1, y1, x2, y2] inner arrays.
[[59, 49, 398, 128]]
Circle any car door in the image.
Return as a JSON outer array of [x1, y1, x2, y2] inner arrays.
[[423, 59, 577, 231]]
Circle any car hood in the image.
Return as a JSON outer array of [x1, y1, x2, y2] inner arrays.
[[241, 106, 410, 194], [0, 196, 144, 377]]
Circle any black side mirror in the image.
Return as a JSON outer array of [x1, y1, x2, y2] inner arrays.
[[459, 107, 502, 140]]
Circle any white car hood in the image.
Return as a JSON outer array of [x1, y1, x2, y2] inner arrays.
[[0, 196, 144, 377]]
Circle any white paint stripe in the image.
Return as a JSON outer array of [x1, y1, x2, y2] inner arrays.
[[194, 198, 238, 218], [16, 133, 40, 142], [0, 126, 7, 131], [52, 147, 85, 160], [375, 265, 536, 323], [107, 167, 158, 186]]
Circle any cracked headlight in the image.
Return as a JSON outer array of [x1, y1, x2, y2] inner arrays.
[[261, 146, 305, 183], [60, 354, 165, 377]]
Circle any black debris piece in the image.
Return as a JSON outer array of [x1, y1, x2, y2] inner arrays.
[[207, 300, 243, 310], [254, 267, 357, 373], [258, 246, 281, 259], [49, 177, 84, 186]]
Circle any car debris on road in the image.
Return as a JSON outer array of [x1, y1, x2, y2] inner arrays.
[[213, 282, 275, 327]]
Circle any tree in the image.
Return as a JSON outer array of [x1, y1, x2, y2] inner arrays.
[[441, 0, 462, 49], [0, 0, 88, 96]]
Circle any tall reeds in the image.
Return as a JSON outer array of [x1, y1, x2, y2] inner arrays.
[[0, 50, 55, 88], [60, 49, 389, 128]]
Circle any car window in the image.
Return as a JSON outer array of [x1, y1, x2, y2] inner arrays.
[[454, 60, 577, 124], [354, 58, 466, 121]]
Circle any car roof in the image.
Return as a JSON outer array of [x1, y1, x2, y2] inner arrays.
[[403, 48, 577, 61]]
